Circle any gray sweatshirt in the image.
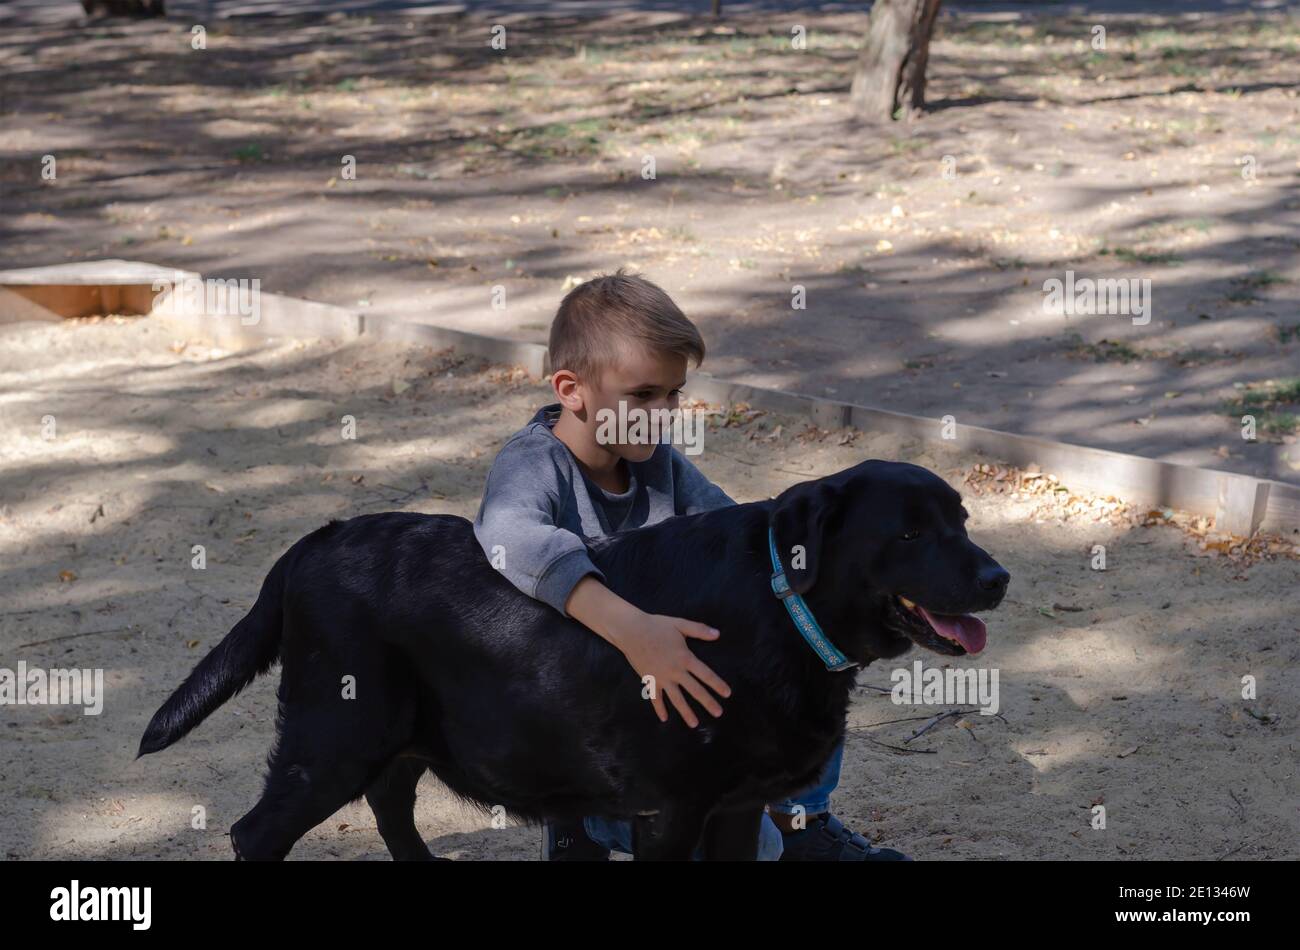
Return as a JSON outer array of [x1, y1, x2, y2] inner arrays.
[[473, 403, 735, 617]]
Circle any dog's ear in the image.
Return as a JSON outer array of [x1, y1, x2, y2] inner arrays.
[[770, 480, 842, 595]]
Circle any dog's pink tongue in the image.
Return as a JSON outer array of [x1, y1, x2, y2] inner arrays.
[[918, 607, 987, 655]]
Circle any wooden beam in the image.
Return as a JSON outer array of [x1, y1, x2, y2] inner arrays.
[[6, 259, 1295, 538]]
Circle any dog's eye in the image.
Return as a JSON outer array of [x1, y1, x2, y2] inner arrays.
[[899, 530, 920, 542]]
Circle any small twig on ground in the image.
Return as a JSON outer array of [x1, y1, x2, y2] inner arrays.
[[17, 627, 136, 649], [1216, 837, 1259, 861], [905, 708, 967, 743], [865, 736, 937, 755], [376, 481, 421, 497], [119, 503, 213, 525], [0, 608, 56, 619], [369, 476, 435, 504], [864, 712, 950, 728], [1228, 789, 1246, 822], [184, 579, 221, 600], [712, 451, 758, 467]]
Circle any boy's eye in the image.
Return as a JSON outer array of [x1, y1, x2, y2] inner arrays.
[[626, 388, 683, 401]]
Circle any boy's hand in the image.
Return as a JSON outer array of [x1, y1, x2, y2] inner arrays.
[[614, 612, 731, 728], [564, 575, 731, 728]]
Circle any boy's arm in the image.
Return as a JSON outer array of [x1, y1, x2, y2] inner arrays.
[[563, 577, 728, 728], [472, 438, 604, 618], [475, 437, 731, 726]]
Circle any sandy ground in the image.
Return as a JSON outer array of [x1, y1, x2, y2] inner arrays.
[[2, 5, 1299, 482], [1, 313, 1296, 860]]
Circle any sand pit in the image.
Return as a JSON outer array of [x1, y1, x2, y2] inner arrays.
[[1, 313, 1295, 860]]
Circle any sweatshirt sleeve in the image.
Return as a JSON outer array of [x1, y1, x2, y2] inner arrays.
[[473, 435, 605, 617], [670, 447, 736, 515]]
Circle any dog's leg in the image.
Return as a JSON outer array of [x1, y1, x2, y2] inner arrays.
[[700, 808, 763, 861], [230, 659, 418, 860], [231, 754, 390, 859], [365, 756, 439, 861], [230, 726, 403, 860], [631, 805, 709, 861]]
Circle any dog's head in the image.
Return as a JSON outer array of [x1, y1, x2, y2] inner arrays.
[[769, 460, 1009, 662]]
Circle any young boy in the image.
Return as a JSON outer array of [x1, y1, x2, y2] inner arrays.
[[473, 270, 907, 861]]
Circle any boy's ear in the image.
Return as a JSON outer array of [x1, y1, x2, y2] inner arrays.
[[551, 369, 583, 411], [769, 481, 842, 595]]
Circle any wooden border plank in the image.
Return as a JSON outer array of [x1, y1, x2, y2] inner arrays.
[[5, 259, 1295, 537], [361, 315, 548, 377]]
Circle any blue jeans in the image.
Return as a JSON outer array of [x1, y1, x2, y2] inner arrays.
[[583, 741, 844, 860]]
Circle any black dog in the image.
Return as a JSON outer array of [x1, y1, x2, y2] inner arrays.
[[139, 459, 1008, 860]]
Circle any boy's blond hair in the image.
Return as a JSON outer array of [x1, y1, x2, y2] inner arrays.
[[548, 269, 705, 382]]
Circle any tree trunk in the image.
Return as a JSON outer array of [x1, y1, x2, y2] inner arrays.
[[850, 0, 943, 121]]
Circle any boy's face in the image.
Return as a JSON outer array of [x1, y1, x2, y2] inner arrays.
[[565, 344, 687, 464]]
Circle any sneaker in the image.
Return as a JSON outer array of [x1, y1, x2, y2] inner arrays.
[[778, 813, 912, 862], [540, 819, 610, 861]]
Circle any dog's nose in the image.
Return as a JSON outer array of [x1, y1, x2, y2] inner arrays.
[[978, 565, 1010, 592]]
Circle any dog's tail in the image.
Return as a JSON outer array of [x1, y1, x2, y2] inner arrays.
[[137, 549, 291, 757]]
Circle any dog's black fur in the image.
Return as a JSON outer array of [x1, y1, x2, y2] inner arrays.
[[139, 459, 1008, 860]]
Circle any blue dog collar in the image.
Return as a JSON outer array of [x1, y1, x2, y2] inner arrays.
[[767, 527, 858, 672]]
